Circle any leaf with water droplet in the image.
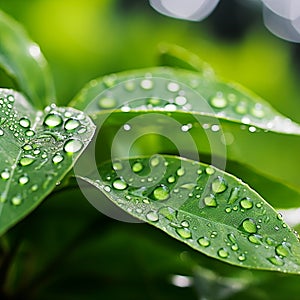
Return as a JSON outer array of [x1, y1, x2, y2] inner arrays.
[[79, 155, 300, 274], [0, 10, 55, 108], [0, 89, 95, 235]]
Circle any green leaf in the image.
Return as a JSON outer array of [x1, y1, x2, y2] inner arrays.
[[158, 43, 215, 76], [0, 10, 55, 108], [0, 88, 95, 235], [79, 155, 300, 274]]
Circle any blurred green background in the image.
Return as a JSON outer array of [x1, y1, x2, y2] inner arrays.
[[1, 0, 300, 299]]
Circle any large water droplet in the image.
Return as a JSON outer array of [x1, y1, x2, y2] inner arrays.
[[211, 176, 227, 194], [44, 113, 63, 127], [52, 153, 64, 164], [198, 237, 210, 247], [64, 139, 83, 153], [210, 95, 227, 109], [112, 178, 128, 190], [275, 242, 290, 257], [218, 248, 229, 258], [240, 197, 253, 210], [268, 256, 284, 266], [248, 234, 262, 245], [18, 175, 29, 185], [176, 227, 192, 239], [146, 211, 159, 222], [98, 97, 117, 109], [19, 156, 35, 166], [153, 185, 170, 201], [64, 119, 80, 131], [19, 117, 31, 128], [241, 218, 257, 234], [203, 194, 217, 207]]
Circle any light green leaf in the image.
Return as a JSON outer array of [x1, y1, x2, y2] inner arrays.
[[0, 88, 95, 235], [79, 155, 300, 274], [0, 10, 55, 108]]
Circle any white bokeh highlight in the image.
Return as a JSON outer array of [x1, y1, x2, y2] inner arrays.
[[149, 0, 220, 21]]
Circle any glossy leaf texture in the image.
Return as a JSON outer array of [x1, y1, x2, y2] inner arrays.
[[71, 67, 300, 135], [0, 88, 95, 235], [0, 10, 55, 108], [79, 155, 300, 274]]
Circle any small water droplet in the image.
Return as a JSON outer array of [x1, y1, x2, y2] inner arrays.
[[227, 233, 237, 244], [25, 130, 35, 137], [241, 218, 257, 234], [31, 184, 38, 191], [240, 197, 253, 209], [132, 162, 143, 173], [44, 113, 63, 127], [52, 153, 64, 164], [0, 129, 3, 136], [266, 237, 276, 246], [181, 220, 189, 228], [275, 242, 290, 257], [164, 103, 177, 111], [198, 237, 210, 247], [268, 256, 284, 266], [225, 207, 231, 213], [203, 194, 217, 207], [228, 187, 240, 204], [175, 96, 187, 106], [19, 156, 35, 166], [123, 124, 131, 131], [159, 206, 177, 221], [248, 234, 262, 245], [176, 227, 192, 239], [113, 161, 123, 171], [1, 169, 10, 180], [205, 166, 215, 175], [112, 178, 128, 190], [104, 185, 111, 192], [140, 79, 153, 90], [167, 82, 180, 92], [251, 104, 265, 118], [218, 248, 229, 258], [18, 175, 29, 185], [23, 144, 32, 151], [124, 80, 135, 91], [64, 119, 80, 131], [98, 97, 117, 109], [19, 117, 31, 128], [211, 95, 227, 109], [64, 139, 83, 153], [231, 244, 239, 251], [150, 156, 160, 167], [11, 195, 22, 206], [146, 211, 159, 222], [211, 176, 227, 194], [168, 176, 176, 183], [238, 254, 246, 261], [153, 185, 170, 201], [235, 102, 247, 114], [176, 167, 185, 176]]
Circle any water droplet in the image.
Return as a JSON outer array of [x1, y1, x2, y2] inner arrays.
[[227, 233, 237, 244], [240, 197, 253, 210], [275, 242, 290, 257], [146, 211, 159, 222], [98, 97, 117, 109], [124, 80, 135, 91], [251, 104, 265, 118], [231, 244, 239, 251], [11, 195, 22, 206], [198, 237, 210, 247], [132, 162, 143, 173], [18, 175, 29, 185], [159, 206, 177, 221], [23, 144, 32, 151], [225, 207, 231, 213], [238, 254, 246, 261], [210, 95, 227, 109], [211, 176, 227, 194], [218, 248, 229, 258], [181, 220, 189, 227], [235, 102, 247, 114], [123, 124, 131, 131], [140, 79, 153, 90], [153, 185, 170, 201], [228, 187, 240, 204], [64, 139, 83, 153], [176, 167, 185, 176], [266, 237, 276, 246], [104, 185, 111, 192], [0, 129, 3, 136], [168, 176, 176, 183], [31, 184, 38, 192], [164, 103, 177, 111], [167, 82, 180, 92], [113, 161, 123, 171], [150, 157, 160, 167], [176, 227, 192, 239], [1, 168, 10, 180], [19, 156, 35, 166], [52, 153, 64, 164], [112, 178, 128, 190], [25, 130, 35, 137], [64, 119, 80, 131], [268, 256, 284, 266], [248, 234, 262, 245], [205, 166, 215, 175], [44, 113, 63, 127], [19, 117, 31, 128], [203, 194, 217, 207], [241, 218, 257, 234], [175, 96, 187, 106]]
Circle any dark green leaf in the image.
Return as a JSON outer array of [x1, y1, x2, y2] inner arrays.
[[0, 10, 55, 108], [79, 155, 300, 274], [0, 88, 95, 235]]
